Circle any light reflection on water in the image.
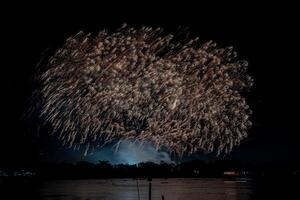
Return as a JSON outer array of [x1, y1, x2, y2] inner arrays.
[[37, 178, 254, 200]]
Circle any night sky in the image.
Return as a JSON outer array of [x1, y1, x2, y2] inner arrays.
[[0, 2, 298, 167]]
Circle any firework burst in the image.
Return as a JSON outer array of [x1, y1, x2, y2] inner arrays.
[[30, 25, 253, 156]]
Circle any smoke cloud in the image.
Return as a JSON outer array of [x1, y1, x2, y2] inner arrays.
[[87, 141, 173, 164]]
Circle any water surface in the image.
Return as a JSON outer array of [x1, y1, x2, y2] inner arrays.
[[36, 178, 253, 200]]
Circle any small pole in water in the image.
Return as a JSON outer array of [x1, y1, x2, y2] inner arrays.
[[148, 177, 152, 200], [136, 179, 140, 200]]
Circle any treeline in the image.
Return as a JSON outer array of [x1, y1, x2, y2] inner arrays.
[[32, 160, 300, 179]]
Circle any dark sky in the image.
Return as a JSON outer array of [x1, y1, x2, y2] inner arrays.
[[0, 2, 298, 167]]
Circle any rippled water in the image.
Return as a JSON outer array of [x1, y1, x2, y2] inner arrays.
[[36, 178, 254, 200]]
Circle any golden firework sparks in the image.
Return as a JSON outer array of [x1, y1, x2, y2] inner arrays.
[[30, 25, 253, 156]]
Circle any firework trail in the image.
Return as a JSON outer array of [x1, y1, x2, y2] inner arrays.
[[30, 24, 253, 156]]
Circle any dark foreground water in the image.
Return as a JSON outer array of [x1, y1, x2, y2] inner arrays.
[[39, 178, 254, 200], [1, 177, 299, 200], [1, 178, 255, 200]]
